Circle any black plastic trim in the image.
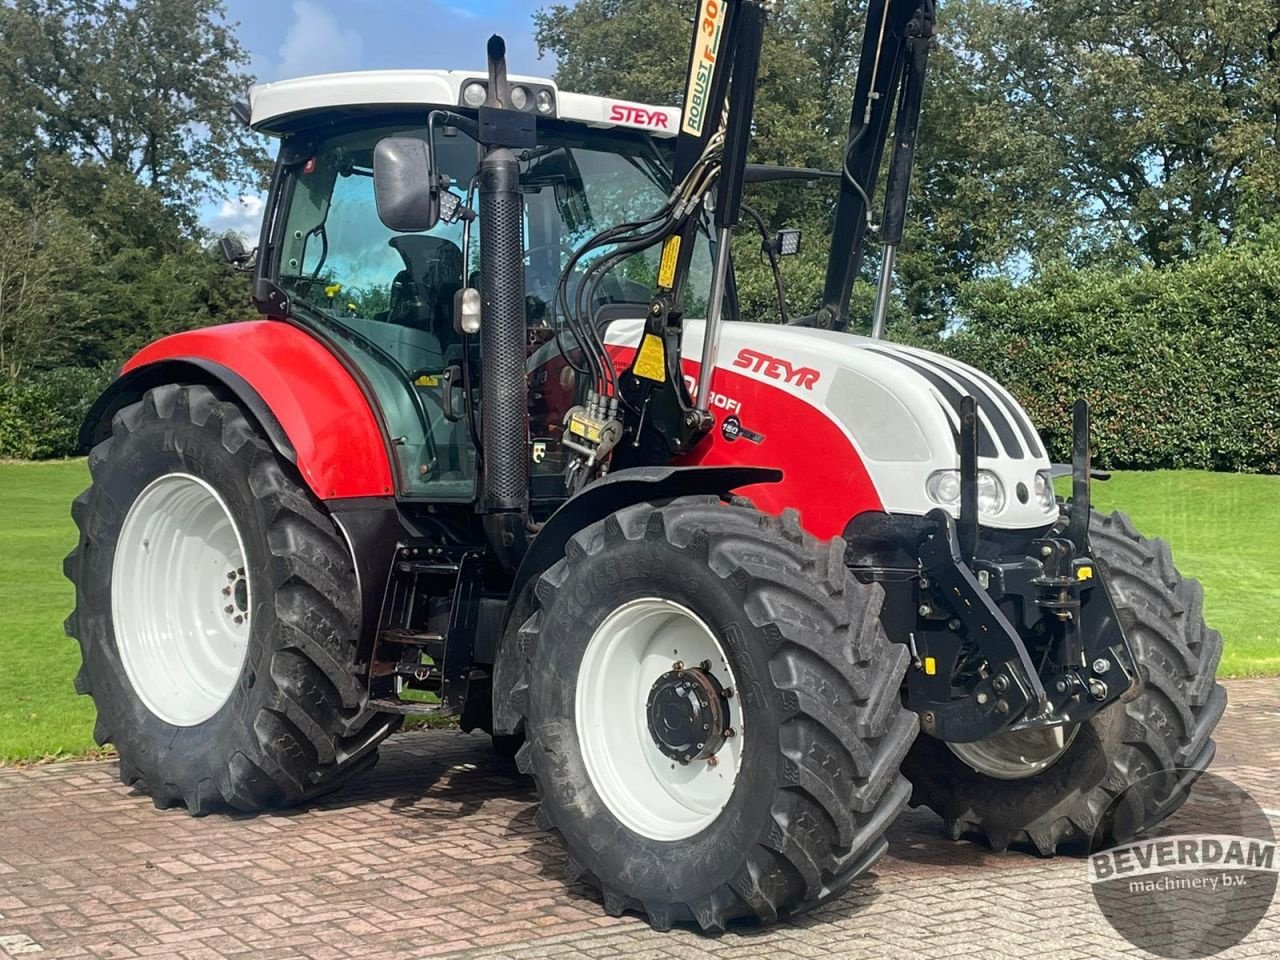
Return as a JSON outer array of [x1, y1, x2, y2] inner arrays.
[[79, 358, 294, 461]]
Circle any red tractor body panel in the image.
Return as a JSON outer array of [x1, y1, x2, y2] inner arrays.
[[123, 321, 395, 500], [597, 349, 883, 538]]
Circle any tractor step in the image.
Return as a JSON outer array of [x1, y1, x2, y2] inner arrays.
[[368, 697, 457, 717], [396, 559, 461, 576], [379, 628, 446, 658]]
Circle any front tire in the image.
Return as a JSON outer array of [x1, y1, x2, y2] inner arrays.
[[65, 383, 401, 814], [514, 497, 918, 930], [902, 510, 1227, 854]]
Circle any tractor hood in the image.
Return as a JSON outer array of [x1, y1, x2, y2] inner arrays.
[[599, 318, 1058, 531]]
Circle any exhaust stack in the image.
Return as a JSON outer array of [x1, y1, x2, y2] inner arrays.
[[477, 35, 531, 569]]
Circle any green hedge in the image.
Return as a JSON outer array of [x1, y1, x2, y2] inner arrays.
[[0, 367, 114, 460], [944, 243, 1280, 473]]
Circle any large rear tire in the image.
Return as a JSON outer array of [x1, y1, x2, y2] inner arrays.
[[65, 383, 401, 814], [901, 510, 1227, 854], [514, 497, 918, 931]]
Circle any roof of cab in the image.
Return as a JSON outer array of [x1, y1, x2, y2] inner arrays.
[[249, 69, 681, 139]]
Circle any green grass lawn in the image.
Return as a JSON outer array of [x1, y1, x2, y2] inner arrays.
[[0, 460, 1275, 764], [0, 460, 99, 763], [1069, 470, 1280, 678]]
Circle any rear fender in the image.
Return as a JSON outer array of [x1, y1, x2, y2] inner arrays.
[[490, 465, 781, 736], [83, 321, 396, 501]]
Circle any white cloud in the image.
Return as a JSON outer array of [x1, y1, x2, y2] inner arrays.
[[206, 192, 268, 239], [275, 0, 364, 80]]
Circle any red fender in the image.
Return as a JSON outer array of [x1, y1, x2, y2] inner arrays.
[[122, 321, 395, 500]]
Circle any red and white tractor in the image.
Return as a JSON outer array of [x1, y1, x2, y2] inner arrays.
[[66, 0, 1225, 932]]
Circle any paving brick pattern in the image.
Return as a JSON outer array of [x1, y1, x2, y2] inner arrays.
[[1, 679, 1276, 960]]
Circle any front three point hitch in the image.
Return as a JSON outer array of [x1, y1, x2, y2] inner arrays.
[[908, 399, 1139, 744]]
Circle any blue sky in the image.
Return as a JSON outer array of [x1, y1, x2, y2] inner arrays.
[[204, 0, 557, 235]]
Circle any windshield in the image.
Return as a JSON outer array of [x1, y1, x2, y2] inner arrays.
[[272, 117, 712, 499]]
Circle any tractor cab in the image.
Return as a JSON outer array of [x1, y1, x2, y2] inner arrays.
[[248, 70, 713, 503]]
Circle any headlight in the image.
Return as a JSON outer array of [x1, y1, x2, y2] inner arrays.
[[1034, 470, 1056, 511], [509, 85, 530, 110], [926, 469, 1007, 517], [926, 470, 962, 506], [977, 471, 1006, 516], [535, 89, 556, 114], [462, 81, 487, 107]]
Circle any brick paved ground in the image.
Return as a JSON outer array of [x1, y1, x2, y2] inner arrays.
[[1, 679, 1276, 960]]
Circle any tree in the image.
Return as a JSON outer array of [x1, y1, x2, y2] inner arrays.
[[0, 0, 267, 225], [0, 187, 96, 383], [935, 0, 1280, 266]]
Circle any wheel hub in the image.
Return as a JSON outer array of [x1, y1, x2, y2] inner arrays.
[[948, 723, 1081, 780], [646, 663, 731, 764], [575, 598, 745, 841], [112, 472, 252, 728]]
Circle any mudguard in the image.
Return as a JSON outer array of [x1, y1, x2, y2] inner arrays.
[[82, 320, 395, 501]]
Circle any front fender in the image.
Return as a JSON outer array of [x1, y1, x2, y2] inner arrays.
[[84, 320, 395, 501]]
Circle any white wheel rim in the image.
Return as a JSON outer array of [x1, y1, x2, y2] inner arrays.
[[575, 598, 744, 842], [112, 473, 252, 727], [948, 723, 1080, 780]]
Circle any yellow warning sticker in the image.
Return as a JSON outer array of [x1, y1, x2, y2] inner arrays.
[[633, 334, 667, 382], [568, 417, 603, 443], [658, 235, 682, 289], [414, 375, 441, 388], [924, 656, 937, 676]]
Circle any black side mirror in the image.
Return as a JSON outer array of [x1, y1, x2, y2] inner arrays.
[[219, 234, 249, 265], [373, 137, 439, 233], [218, 235, 253, 272]]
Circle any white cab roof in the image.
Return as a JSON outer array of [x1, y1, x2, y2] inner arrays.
[[249, 69, 681, 139]]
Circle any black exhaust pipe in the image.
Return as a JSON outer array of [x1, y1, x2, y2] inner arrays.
[[478, 35, 530, 570]]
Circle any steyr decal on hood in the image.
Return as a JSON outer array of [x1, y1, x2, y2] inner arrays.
[[609, 104, 670, 130], [732, 348, 821, 390]]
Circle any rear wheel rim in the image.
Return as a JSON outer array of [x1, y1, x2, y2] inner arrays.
[[948, 723, 1081, 780], [112, 473, 252, 727], [575, 598, 743, 841]]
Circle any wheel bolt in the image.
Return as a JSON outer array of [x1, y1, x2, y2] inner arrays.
[[707, 755, 719, 767], [227, 571, 237, 581], [724, 728, 736, 738], [233, 615, 244, 625], [723, 687, 733, 699], [224, 605, 235, 615], [222, 586, 232, 596], [700, 660, 712, 671], [672, 661, 684, 671]]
